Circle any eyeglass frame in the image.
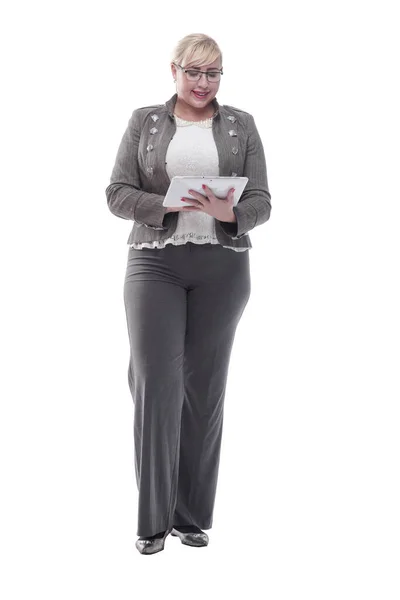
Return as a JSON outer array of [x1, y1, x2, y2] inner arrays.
[[173, 62, 223, 82]]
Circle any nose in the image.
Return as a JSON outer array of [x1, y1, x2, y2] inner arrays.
[[197, 72, 209, 86]]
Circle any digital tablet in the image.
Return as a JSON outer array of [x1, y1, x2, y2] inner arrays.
[[162, 176, 249, 208]]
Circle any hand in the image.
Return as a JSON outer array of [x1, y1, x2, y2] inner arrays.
[[165, 204, 202, 213], [180, 185, 237, 223]]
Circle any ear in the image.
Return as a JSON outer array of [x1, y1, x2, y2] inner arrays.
[[170, 63, 177, 80]]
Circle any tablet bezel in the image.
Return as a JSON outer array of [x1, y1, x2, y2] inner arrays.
[[162, 176, 249, 207]]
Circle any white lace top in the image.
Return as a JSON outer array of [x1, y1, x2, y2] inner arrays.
[[128, 115, 248, 252]]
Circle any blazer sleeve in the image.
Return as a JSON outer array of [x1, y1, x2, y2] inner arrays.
[[105, 109, 167, 229], [219, 113, 272, 239]]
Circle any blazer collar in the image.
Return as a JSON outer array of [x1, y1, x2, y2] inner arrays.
[[165, 93, 221, 120]]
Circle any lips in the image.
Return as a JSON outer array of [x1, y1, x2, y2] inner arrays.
[[192, 91, 209, 99]]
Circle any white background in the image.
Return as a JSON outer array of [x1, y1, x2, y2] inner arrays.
[[1, 0, 399, 598]]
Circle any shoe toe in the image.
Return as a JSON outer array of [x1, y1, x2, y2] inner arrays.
[[135, 530, 170, 554], [171, 528, 209, 546], [135, 539, 161, 554], [184, 532, 209, 546]]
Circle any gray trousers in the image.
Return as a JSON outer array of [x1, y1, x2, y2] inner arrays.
[[123, 242, 251, 537]]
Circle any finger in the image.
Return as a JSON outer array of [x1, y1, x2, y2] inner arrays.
[[201, 184, 215, 199], [188, 189, 202, 198]]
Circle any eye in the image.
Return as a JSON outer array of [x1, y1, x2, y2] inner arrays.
[[207, 72, 219, 80], [187, 70, 200, 77]]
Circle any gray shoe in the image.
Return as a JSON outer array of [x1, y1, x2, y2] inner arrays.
[[135, 528, 171, 555], [171, 527, 209, 547]]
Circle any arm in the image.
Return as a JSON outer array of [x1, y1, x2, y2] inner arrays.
[[105, 109, 167, 229], [219, 113, 272, 239]]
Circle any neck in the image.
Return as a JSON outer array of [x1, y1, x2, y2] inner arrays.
[[174, 97, 215, 121]]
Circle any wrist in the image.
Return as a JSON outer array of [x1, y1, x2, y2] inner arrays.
[[224, 210, 237, 223]]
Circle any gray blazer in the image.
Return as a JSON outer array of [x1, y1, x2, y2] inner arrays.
[[105, 93, 272, 249]]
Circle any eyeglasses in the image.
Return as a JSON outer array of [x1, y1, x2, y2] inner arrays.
[[173, 63, 223, 83]]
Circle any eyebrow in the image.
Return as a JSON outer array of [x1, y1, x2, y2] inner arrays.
[[188, 67, 221, 71]]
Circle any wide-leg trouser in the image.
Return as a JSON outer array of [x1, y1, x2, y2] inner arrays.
[[123, 241, 251, 537]]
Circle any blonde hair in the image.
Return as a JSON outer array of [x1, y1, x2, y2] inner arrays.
[[171, 33, 222, 69]]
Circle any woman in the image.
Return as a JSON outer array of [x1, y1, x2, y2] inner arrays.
[[106, 33, 272, 555]]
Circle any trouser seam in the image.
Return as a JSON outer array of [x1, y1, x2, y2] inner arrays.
[[165, 425, 181, 531]]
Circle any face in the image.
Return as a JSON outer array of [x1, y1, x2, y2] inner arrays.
[[171, 56, 222, 113]]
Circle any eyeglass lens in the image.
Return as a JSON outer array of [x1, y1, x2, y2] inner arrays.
[[186, 70, 221, 82]]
